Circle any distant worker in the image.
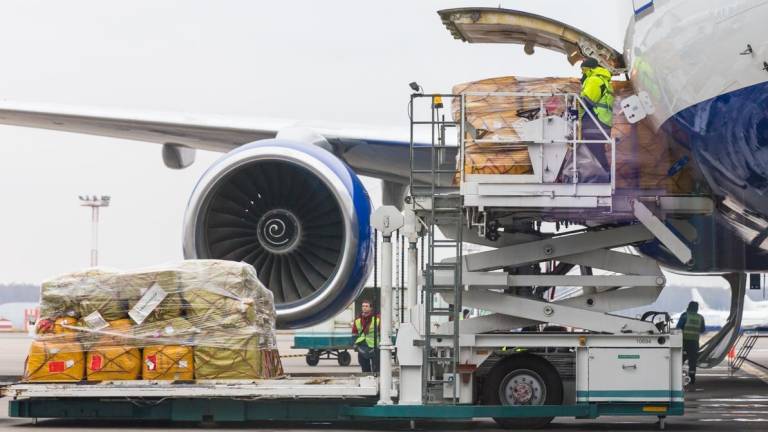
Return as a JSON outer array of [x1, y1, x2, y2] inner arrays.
[[352, 299, 380, 373], [579, 57, 614, 173], [676, 301, 705, 385], [462, 308, 470, 320]]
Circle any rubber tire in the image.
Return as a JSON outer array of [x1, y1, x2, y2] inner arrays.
[[305, 350, 320, 366], [337, 350, 352, 366], [482, 354, 563, 429]]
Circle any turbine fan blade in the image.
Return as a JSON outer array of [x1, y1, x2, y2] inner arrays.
[[202, 160, 344, 306]]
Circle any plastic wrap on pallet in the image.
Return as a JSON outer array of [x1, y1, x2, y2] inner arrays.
[[451, 76, 699, 193], [26, 260, 283, 382], [452, 76, 581, 178]]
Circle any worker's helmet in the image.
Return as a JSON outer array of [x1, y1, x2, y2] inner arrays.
[[687, 301, 699, 312], [581, 57, 600, 69]]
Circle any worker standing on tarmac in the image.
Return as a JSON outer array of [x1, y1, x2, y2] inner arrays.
[[676, 301, 705, 385], [579, 57, 614, 174], [352, 299, 380, 373]]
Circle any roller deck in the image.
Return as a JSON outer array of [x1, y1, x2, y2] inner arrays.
[[1, 375, 379, 399]]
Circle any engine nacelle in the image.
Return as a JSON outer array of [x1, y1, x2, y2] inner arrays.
[[183, 139, 373, 329]]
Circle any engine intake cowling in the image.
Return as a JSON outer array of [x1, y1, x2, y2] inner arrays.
[[183, 140, 372, 329]]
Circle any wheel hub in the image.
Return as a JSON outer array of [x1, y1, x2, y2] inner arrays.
[[500, 369, 546, 406], [511, 382, 534, 404]]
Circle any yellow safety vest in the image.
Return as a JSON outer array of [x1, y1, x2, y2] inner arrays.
[[354, 316, 380, 348], [683, 312, 703, 341], [580, 66, 615, 127]]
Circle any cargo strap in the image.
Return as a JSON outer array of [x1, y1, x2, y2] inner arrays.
[[89, 346, 140, 374]]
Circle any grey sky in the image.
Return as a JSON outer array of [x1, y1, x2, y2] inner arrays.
[[0, 1, 636, 283]]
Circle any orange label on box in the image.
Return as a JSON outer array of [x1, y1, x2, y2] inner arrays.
[[90, 355, 103, 371], [48, 361, 65, 373]]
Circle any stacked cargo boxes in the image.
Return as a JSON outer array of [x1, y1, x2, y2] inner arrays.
[[451, 76, 700, 193], [24, 260, 283, 382]]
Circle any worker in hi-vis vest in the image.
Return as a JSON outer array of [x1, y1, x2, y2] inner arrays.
[[579, 57, 614, 173], [676, 301, 705, 385], [352, 299, 380, 373]]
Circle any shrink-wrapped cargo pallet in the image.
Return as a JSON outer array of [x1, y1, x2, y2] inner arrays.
[[24, 260, 283, 382], [451, 76, 698, 193]]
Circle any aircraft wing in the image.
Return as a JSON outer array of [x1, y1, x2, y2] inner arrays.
[[0, 101, 428, 184], [0, 101, 287, 153]]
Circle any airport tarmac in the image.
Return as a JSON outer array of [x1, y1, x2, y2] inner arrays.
[[1, 333, 767, 430]]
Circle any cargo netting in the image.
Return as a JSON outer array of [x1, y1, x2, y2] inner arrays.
[[25, 260, 283, 382]]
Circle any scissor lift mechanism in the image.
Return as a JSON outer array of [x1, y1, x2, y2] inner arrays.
[[398, 91, 706, 428]]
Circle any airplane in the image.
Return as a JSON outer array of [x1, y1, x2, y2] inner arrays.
[[0, 0, 766, 348], [673, 289, 768, 331]]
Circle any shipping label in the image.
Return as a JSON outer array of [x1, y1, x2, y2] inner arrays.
[[83, 311, 110, 330], [129, 283, 168, 325]]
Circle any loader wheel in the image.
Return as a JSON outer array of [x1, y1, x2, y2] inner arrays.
[[337, 350, 352, 366], [482, 354, 563, 429], [305, 350, 320, 366]]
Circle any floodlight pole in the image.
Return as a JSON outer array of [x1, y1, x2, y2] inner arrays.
[[79, 195, 111, 267], [90, 205, 100, 266]]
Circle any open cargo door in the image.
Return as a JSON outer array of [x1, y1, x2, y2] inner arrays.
[[438, 8, 625, 74]]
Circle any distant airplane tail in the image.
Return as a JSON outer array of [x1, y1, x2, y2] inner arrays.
[[690, 288, 713, 312]]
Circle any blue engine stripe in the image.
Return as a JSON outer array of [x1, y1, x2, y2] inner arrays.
[[634, 0, 654, 15]]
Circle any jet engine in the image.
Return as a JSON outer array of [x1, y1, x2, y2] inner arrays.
[[183, 140, 373, 329]]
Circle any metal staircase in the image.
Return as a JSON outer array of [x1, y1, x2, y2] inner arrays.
[[409, 93, 463, 403], [731, 331, 768, 370]]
